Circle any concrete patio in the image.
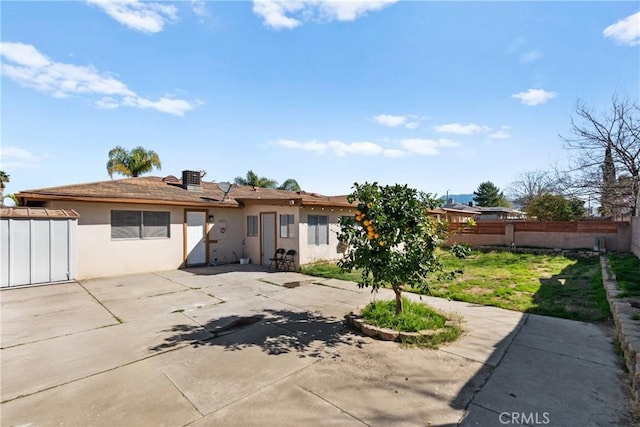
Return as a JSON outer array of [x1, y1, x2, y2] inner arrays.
[[0, 265, 633, 426]]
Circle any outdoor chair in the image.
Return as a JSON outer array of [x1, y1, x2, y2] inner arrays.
[[268, 248, 286, 271], [281, 249, 297, 272]]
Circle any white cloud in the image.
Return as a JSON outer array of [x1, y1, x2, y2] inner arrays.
[[328, 141, 382, 157], [0, 42, 50, 68], [399, 138, 459, 156], [122, 96, 196, 116], [383, 149, 409, 158], [273, 139, 383, 156], [373, 114, 421, 129], [399, 139, 439, 156], [191, 0, 207, 17], [433, 123, 488, 135], [603, 12, 640, 46], [0, 146, 46, 169], [275, 139, 328, 153], [253, 0, 398, 30], [95, 97, 120, 109], [437, 138, 460, 148], [318, 0, 398, 21], [488, 130, 510, 140], [373, 114, 406, 127], [519, 49, 542, 63], [86, 0, 178, 33], [511, 88, 557, 106], [0, 42, 198, 116], [274, 136, 457, 157]]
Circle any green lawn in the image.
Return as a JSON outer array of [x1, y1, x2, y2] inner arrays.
[[302, 250, 611, 322], [607, 254, 640, 297], [361, 297, 462, 347]]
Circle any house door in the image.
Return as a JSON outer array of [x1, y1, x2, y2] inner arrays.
[[260, 213, 276, 266], [185, 211, 207, 266]]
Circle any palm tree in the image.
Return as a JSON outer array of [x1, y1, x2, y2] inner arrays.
[[233, 170, 278, 189], [278, 178, 301, 192], [107, 146, 162, 179], [5, 194, 20, 207], [0, 170, 9, 206]]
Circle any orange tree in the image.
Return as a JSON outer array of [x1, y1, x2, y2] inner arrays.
[[337, 182, 449, 314]]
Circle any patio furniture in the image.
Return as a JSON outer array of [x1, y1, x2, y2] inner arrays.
[[268, 248, 285, 271], [280, 249, 297, 272]]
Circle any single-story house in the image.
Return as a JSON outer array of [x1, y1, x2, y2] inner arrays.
[[427, 207, 479, 224], [16, 171, 356, 280], [442, 202, 526, 221], [475, 207, 527, 221]]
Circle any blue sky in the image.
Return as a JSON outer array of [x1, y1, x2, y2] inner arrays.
[[1, 1, 639, 199]]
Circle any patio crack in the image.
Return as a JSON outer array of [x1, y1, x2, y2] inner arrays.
[[298, 385, 371, 426], [78, 281, 123, 324], [165, 373, 204, 417]]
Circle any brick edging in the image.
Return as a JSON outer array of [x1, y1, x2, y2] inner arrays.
[[601, 256, 640, 406]]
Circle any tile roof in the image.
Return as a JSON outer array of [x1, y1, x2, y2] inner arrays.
[[17, 176, 354, 208]]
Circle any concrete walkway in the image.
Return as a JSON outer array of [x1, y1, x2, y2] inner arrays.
[[0, 265, 632, 426]]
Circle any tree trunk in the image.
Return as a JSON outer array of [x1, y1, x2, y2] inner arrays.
[[393, 284, 403, 315]]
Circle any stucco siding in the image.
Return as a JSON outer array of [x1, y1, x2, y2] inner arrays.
[[298, 208, 352, 265], [47, 201, 185, 279], [39, 199, 355, 277], [207, 208, 244, 265], [241, 205, 300, 265]]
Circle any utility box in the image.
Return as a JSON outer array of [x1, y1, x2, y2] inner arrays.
[[1, 207, 78, 287], [594, 236, 606, 253]]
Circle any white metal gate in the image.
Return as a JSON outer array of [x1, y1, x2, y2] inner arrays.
[[1, 208, 78, 287]]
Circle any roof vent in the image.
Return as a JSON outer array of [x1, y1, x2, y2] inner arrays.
[[182, 170, 202, 192], [162, 175, 180, 184]]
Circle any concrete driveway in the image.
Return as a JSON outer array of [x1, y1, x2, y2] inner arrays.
[[1, 265, 632, 426]]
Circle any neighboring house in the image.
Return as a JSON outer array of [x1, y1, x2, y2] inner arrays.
[[16, 171, 355, 280], [476, 207, 527, 221], [428, 207, 479, 224], [442, 202, 526, 221]]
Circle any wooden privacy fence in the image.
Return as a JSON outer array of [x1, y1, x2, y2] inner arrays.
[[447, 220, 631, 252]]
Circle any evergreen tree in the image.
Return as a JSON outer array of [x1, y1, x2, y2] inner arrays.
[[473, 181, 510, 207]]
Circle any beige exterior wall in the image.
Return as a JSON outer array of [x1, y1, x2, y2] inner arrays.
[[241, 205, 301, 266], [47, 201, 184, 279], [46, 201, 243, 279], [41, 199, 355, 278], [298, 206, 355, 265], [207, 208, 244, 265], [632, 217, 640, 259]]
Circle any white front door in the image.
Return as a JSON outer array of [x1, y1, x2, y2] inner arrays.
[[261, 213, 276, 266], [186, 211, 206, 266]]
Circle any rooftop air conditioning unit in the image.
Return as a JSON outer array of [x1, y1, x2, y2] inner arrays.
[[182, 170, 202, 192]]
